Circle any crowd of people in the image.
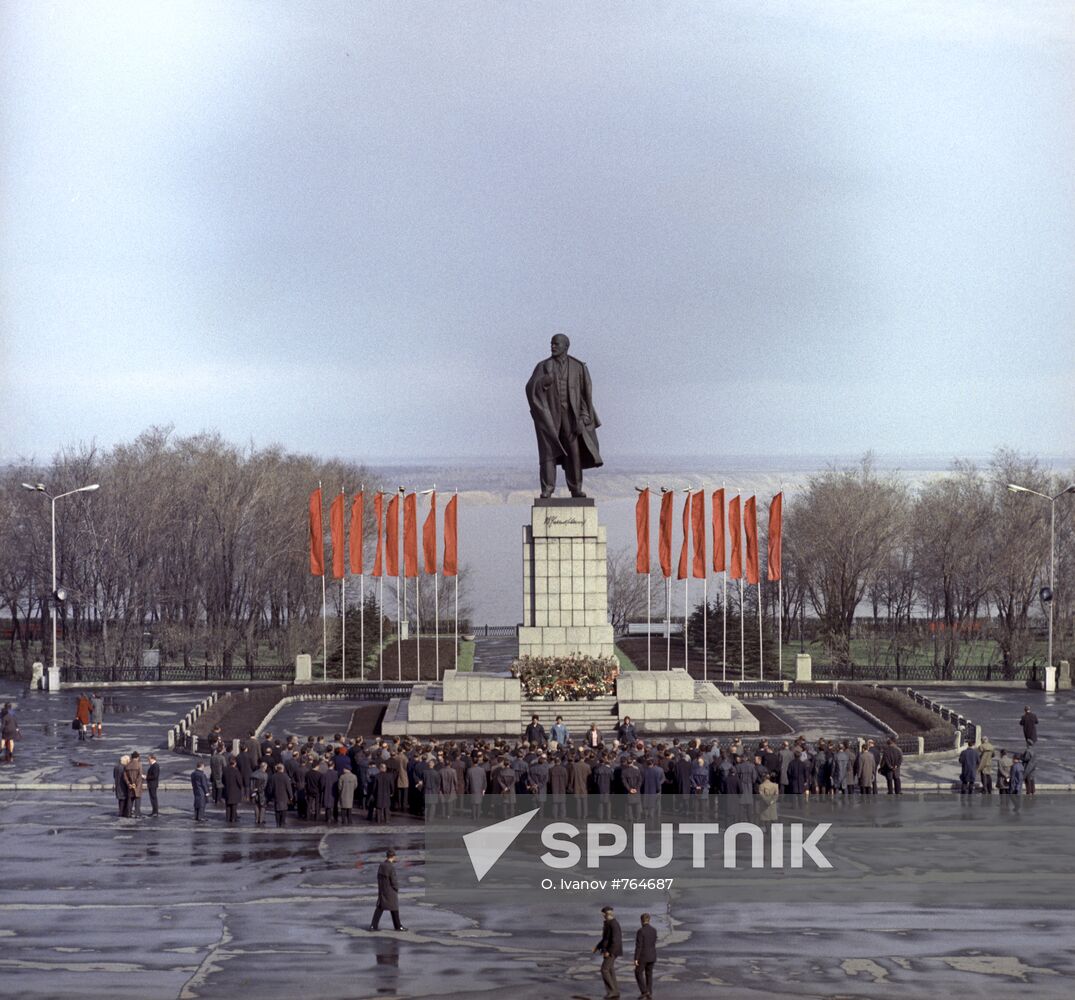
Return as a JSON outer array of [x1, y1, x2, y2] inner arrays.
[[164, 704, 1045, 825]]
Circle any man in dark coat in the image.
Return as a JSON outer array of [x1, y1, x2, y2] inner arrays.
[[592, 905, 623, 999], [881, 738, 903, 794], [525, 715, 547, 747], [374, 763, 396, 824], [305, 761, 323, 822], [620, 757, 642, 822], [548, 756, 569, 820], [221, 757, 244, 822], [268, 763, 293, 827], [1020, 706, 1039, 746], [236, 742, 255, 799], [787, 751, 811, 796], [145, 754, 160, 817], [368, 849, 406, 931], [959, 743, 979, 795], [525, 334, 602, 498], [113, 755, 130, 817], [593, 755, 614, 821], [191, 762, 210, 821], [209, 744, 226, 804], [633, 912, 658, 1000], [617, 717, 637, 746]]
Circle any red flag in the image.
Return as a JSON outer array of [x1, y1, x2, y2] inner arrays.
[[309, 488, 324, 576], [330, 492, 345, 579], [385, 494, 399, 577], [767, 492, 783, 582], [691, 490, 705, 579], [635, 489, 650, 574], [677, 493, 690, 580], [349, 492, 364, 575], [371, 493, 384, 577], [443, 494, 458, 577], [403, 492, 418, 578], [728, 495, 742, 580], [423, 492, 437, 575], [658, 491, 673, 578], [744, 495, 759, 585], [712, 488, 725, 572]]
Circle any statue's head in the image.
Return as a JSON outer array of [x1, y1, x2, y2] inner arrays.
[[550, 334, 570, 358]]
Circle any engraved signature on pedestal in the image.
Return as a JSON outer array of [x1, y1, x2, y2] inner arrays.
[[546, 515, 583, 525]]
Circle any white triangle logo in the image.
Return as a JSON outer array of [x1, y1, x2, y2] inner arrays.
[[463, 808, 540, 882]]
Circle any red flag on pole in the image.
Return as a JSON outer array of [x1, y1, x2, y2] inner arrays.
[[728, 495, 742, 580], [443, 494, 458, 577], [330, 492, 345, 579], [635, 489, 650, 574], [691, 490, 706, 579], [423, 492, 437, 574], [403, 492, 418, 578], [712, 488, 725, 572], [309, 488, 324, 576], [371, 493, 384, 577], [658, 491, 674, 578], [385, 494, 399, 577], [349, 492, 364, 575], [676, 493, 690, 580], [767, 492, 783, 582], [744, 495, 760, 585]]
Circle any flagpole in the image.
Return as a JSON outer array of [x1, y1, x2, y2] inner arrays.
[[434, 484, 440, 681], [341, 575, 346, 682], [454, 488, 459, 668], [378, 575, 384, 683], [778, 484, 784, 680], [414, 486, 421, 683], [319, 480, 327, 682], [665, 577, 671, 671], [739, 576, 745, 682], [722, 480, 727, 683], [398, 489, 404, 682], [683, 486, 690, 673], [359, 484, 364, 680], [758, 570, 764, 683], [703, 575, 708, 682], [647, 570, 651, 671]]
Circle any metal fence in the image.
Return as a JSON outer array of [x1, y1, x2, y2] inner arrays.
[[810, 662, 1040, 683], [61, 663, 295, 684]]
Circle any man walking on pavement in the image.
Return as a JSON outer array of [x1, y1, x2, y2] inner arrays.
[[593, 904, 623, 999], [634, 912, 658, 999], [368, 849, 407, 931]]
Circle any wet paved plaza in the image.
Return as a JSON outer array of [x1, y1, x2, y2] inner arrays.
[[1, 681, 1074, 998]]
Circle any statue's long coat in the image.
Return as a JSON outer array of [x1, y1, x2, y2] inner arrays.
[[525, 355, 603, 470]]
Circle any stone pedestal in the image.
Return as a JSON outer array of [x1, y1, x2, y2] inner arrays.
[[615, 668, 758, 734], [382, 669, 522, 737], [46, 664, 61, 691], [795, 653, 812, 683], [30, 661, 44, 690], [294, 654, 312, 683], [518, 498, 614, 660], [1058, 660, 1071, 690], [1045, 665, 1057, 693]]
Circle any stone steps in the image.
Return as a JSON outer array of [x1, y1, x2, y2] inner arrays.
[[520, 698, 619, 729]]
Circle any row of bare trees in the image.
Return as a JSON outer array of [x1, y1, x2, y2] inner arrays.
[[784, 450, 1073, 673], [0, 427, 378, 673], [607, 451, 1073, 676]]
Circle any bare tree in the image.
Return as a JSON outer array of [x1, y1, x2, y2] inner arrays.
[[605, 545, 650, 633]]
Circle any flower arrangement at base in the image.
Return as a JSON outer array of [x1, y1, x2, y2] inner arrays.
[[511, 654, 618, 701]]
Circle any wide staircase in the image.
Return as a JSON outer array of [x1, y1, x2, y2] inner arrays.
[[520, 696, 619, 733]]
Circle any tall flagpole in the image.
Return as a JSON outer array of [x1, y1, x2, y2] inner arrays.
[[398, 487, 404, 682], [359, 484, 364, 680], [454, 489, 459, 667], [319, 480, 327, 681], [703, 574, 708, 682], [683, 486, 690, 673], [414, 486, 421, 683], [778, 484, 784, 680], [647, 570, 652, 671], [340, 489, 346, 682], [665, 578, 671, 671], [432, 484, 440, 681], [378, 575, 384, 683], [758, 563, 764, 682], [722, 480, 727, 683], [738, 489, 744, 681]]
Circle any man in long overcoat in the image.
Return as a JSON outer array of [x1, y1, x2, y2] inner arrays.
[[221, 757, 244, 822], [368, 849, 406, 931], [525, 334, 602, 498]]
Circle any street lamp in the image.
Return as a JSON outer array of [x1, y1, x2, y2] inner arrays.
[[21, 481, 100, 679], [1007, 482, 1075, 674]]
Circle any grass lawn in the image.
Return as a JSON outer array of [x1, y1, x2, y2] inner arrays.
[[613, 645, 637, 672]]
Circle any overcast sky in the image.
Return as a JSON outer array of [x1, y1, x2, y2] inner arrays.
[[2, 1, 1072, 465]]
